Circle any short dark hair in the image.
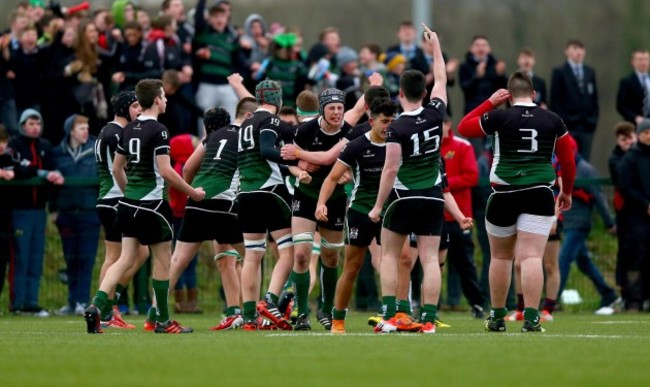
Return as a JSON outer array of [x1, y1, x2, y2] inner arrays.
[[471, 35, 489, 43], [162, 69, 181, 90], [364, 86, 390, 108], [507, 70, 534, 99], [135, 79, 164, 109], [369, 98, 397, 118], [318, 27, 339, 42], [279, 106, 298, 116], [124, 20, 142, 32], [153, 15, 174, 30], [631, 49, 649, 59], [399, 70, 426, 103], [397, 21, 414, 30], [519, 48, 535, 57], [236, 97, 258, 119], [566, 39, 584, 49], [361, 43, 382, 58], [614, 121, 635, 138], [208, 5, 226, 16]]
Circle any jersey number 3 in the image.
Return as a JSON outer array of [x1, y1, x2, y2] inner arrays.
[[517, 128, 539, 153]]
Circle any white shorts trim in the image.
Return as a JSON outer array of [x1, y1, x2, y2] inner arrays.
[[485, 214, 555, 237]]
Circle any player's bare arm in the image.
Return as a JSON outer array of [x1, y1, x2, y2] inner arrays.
[[315, 161, 349, 222], [182, 142, 206, 184], [158, 154, 205, 201], [112, 153, 128, 193], [368, 142, 401, 223]]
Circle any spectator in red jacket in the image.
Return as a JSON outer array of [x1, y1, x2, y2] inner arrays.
[[169, 133, 202, 314], [440, 115, 485, 317]]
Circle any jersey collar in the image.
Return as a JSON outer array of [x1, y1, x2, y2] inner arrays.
[[137, 115, 157, 121], [399, 106, 424, 117], [365, 131, 386, 147], [512, 102, 537, 107]]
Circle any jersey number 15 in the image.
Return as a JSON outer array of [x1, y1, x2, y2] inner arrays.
[[410, 128, 440, 156]]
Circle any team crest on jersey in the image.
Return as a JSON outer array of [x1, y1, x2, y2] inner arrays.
[[335, 217, 343, 226], [292, 200, 300, 212], [483, 113, 489, 121], [312, 137, 322, 146], [444, 150, 455, 160], [349, 227, 359, 239], [415, 117, 427, 125], [363, 149, 374, 158], [522, 110, 534, 118]]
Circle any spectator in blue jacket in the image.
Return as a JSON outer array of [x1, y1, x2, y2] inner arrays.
[[558, 136, 620, 314], [8, 108, 64, 316], [51, 114, 100, 316]]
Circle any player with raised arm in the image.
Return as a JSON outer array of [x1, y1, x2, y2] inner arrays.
[[457, 70, 576, 333], [368, 24, 448, 334], [84, 79, 205, 334]]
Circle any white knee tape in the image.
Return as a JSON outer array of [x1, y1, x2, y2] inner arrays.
[[214, 249, 242, 261], [292, 232, 314, 246], [275, 233, 294, 250], [321, 237, 344, 251], [244, 238, 267, 252]]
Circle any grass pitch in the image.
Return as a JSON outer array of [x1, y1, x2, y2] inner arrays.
[[0, 312, 648, 387]]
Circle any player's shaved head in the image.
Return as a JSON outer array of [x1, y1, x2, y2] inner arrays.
[[507, 70, 534, 99]]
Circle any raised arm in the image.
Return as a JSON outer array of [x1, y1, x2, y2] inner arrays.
[[228, 73, 255, 100], [422, 24, 447, 104], [457, 89, 510, 138]]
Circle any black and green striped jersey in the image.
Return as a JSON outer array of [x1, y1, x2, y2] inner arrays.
[[116, 117, 170, 201], [237, 109, 285, 192], [194, 29, 239, 85], [386, 98, 446, 191], [479, 103, 567, 186], [338, 132, 385, 214], [294, 117, 352, 199], [192, 124, 239, 200], [95, 121, 124, 200]]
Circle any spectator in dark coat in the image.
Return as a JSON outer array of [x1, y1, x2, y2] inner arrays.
[[550, 40, 599, 161], [459, 35, 507, 156], [51, 114, 100, 316], [608, 122, 637, 297], [386, 21, 430, 76], [8, 25, 44, 113], [160, 69, 203, 137], [0, 125, 20, 301], [41, 26, 78, 146], [618, 119, 650, 311], [616, 49, 650, 125], [112, 21, 158, 92], [8, 109, 64, 316]]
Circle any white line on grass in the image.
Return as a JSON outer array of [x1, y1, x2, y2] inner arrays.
[[591, 321, 650, 324]]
